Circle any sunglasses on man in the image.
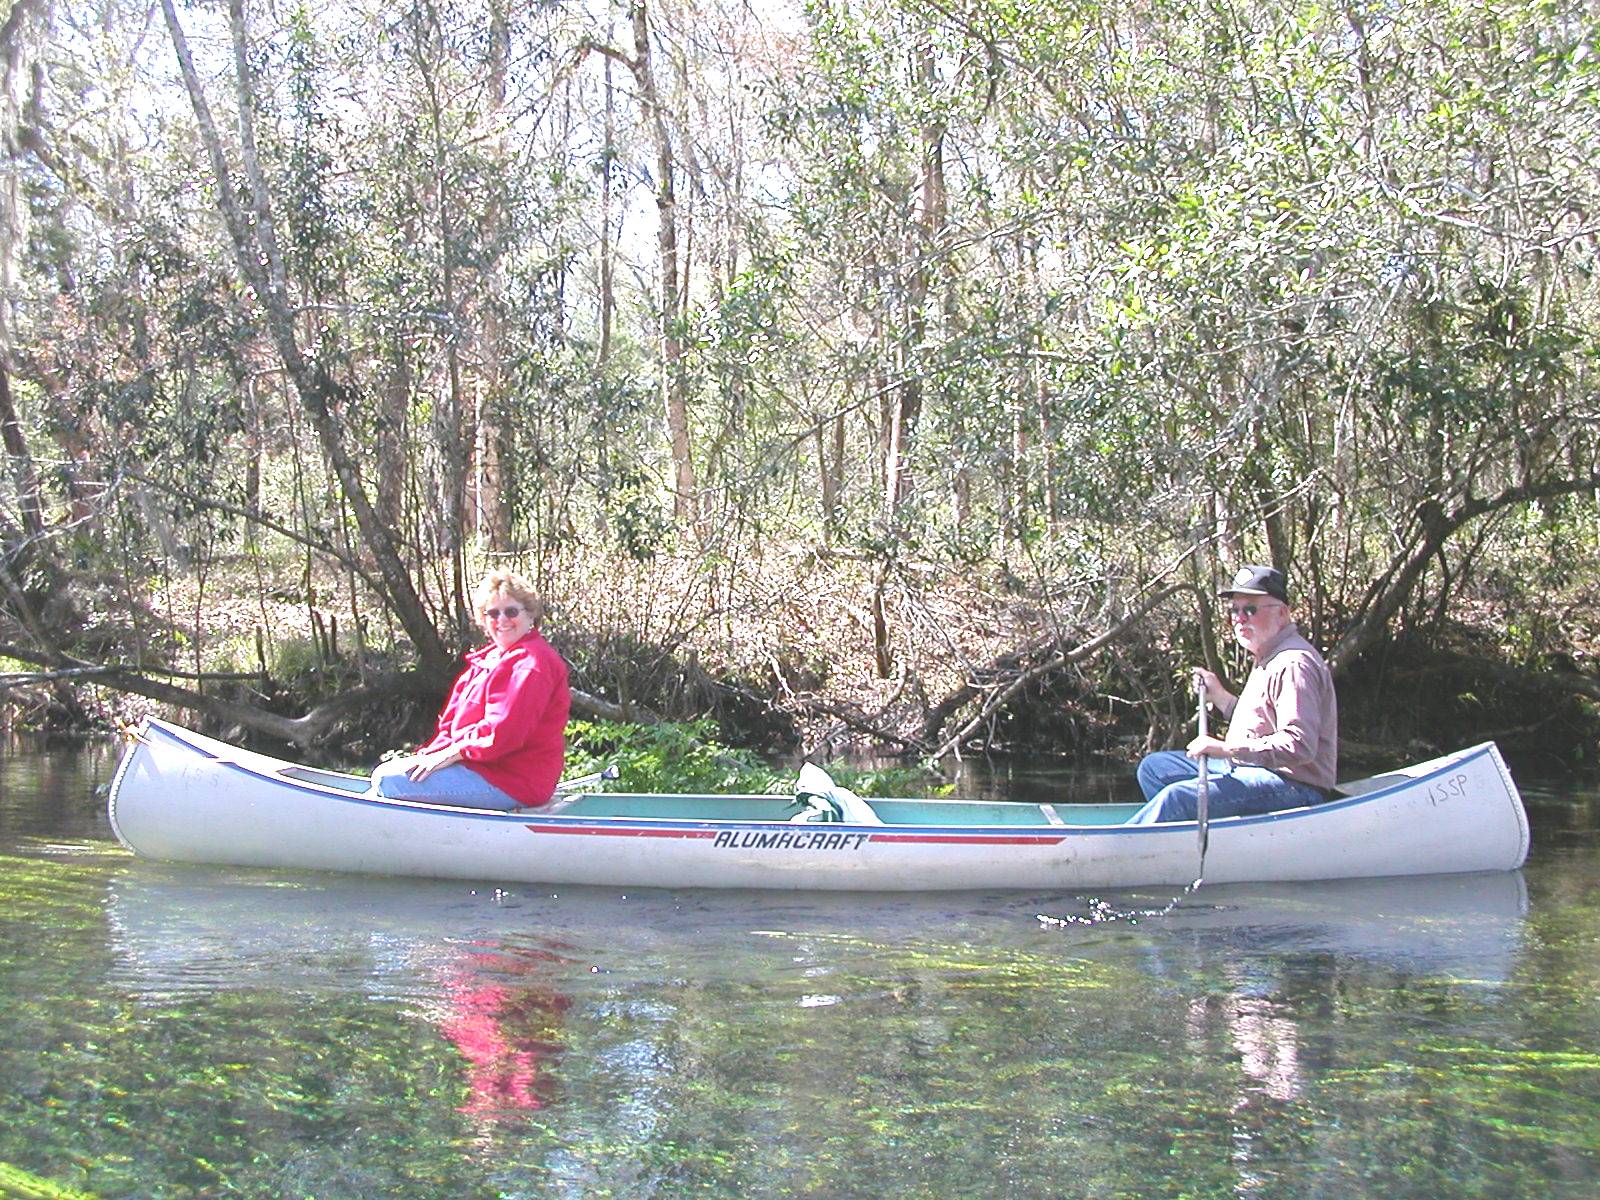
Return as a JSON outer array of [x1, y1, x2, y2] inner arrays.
[[1229, 601, 1281, 619]]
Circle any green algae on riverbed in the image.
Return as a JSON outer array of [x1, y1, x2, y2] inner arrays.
[[3, 756, 1600, 1199], [3, 880, 1599, 1199]]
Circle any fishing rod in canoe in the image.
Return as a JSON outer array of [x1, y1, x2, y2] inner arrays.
[[1038, 673, 1211, 927]]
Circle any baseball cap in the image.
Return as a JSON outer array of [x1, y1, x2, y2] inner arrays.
[[1219, 564, 1288, 603]]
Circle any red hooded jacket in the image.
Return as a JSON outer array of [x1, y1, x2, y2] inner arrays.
[[419, 630, 571, 806]]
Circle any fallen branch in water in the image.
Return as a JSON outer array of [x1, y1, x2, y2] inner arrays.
[[0, 640, 657, 746], [0, 641, 433, 746], [1, 665, 119, 687]]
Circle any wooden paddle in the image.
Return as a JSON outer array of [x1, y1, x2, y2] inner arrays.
[[1195, 674, 1210, 880]]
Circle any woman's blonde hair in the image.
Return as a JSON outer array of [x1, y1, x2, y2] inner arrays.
[[472, 570, 545, 626]]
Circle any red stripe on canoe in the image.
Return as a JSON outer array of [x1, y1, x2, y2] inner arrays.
[[868, 833, 1068, 845], [523, 824, 717, 839], [522, 824, 1065, 846]]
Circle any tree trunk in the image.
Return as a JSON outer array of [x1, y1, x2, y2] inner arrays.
[[883, 40, 946, 524], [871, 560, 893, 680], [475, 0, 514, 553], [410, 14, 472, 620], [162, 0, 452, 673], [378, 334, 410, 533], [883, 375, 921, 518], [0, 362, 44, 540], [630, 2, 696, 524], [596, 53, 617, 369], [816, 404, 845, 539], [242, 373, 262, 518]]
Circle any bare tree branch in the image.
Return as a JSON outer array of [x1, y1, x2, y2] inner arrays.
[[1330, 472, 1600, 674], [924, 583, 1202, 761]]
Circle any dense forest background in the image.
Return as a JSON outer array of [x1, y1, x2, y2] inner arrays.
[[2, 0, 1598, 774]]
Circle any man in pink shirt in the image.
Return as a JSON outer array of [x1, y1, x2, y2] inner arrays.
[[1132, 565, 1337, 823], [371, 570, 571, 810]]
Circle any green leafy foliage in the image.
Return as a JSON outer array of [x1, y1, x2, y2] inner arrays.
[[4, 0, 1600, 760], [565, 719, 945, 797], [566, 718, 791, 794]]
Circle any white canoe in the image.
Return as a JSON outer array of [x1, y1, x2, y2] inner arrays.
[[107, 717, 1531, 891]]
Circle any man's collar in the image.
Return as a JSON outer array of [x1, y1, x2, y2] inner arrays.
[[1253, 620, 1300, 663]]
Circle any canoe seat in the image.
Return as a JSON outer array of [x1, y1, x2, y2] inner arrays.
[[1334, 765, 1442, 798]]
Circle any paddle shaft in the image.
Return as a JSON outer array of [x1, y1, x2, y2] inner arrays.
[[554, 763, 620, 793], [1196, 676, 1210, 872]]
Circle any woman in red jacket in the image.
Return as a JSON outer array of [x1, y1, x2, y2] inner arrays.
[[371, 570, 571, 810]]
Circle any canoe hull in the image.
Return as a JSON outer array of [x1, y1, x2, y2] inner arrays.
[[108, 719, 1530, 890]]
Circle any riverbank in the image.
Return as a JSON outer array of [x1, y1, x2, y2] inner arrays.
[[3, 547, 1596, 780]]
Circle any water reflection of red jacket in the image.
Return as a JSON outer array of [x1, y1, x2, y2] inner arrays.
[[441, 948, 570, 1116], [418, 630, 570, 806]]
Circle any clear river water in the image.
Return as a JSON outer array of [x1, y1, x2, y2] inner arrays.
[[2, 739, 1598, 1199]]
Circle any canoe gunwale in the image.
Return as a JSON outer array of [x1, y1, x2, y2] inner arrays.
[[119, 717, 1521, 835]]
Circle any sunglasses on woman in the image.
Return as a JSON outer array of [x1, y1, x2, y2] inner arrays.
[[483, 605, 522, 620]]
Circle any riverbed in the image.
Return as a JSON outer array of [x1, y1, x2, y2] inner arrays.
[[2, 740, 1598, 1199]]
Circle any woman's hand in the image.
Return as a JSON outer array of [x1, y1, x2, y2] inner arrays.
[[405, 746, 463, 782]]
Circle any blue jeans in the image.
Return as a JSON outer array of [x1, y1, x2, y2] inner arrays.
[[370, 758, 522, 810], [1130, 750, 1327, 824]]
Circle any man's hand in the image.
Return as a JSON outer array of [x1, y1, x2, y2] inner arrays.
[[1192, 668, 1235, 715]]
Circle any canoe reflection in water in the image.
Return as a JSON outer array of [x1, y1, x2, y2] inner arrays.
[[105, 865, 1530, 987], [1152, 871, 1533, 1118], [432, 943, 570, 1118], [104, 870, 579, 1124]]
